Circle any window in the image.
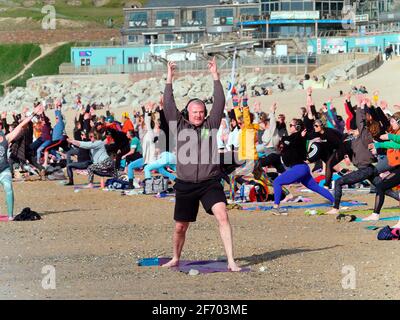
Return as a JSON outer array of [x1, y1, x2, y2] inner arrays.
[[164, 34, 175, 41], [128, 35, 139, 43], [181, 9, 206, 26], [155, 11, 175, 27], [128, 12, 147, 28], [281, 2, 290, 10], [128, 57, 138, 64], [240, 7, 260, 16], [214, 9, 234, 18], [261, 3, 269, 13], [291, 2, 303, 10], [214, 8, 234, 25], [156, 11, 175, 20], [304, 2, 313, 10], [129, 12, 147, 22], [106, 57, 117, 66]]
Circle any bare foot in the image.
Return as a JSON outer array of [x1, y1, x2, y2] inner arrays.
[[228, 261, 242, 272], [326, 208, 339, 215], [84, 183, 94, 189], [362, 213, 380, 222], [281, 193, 294, 203], [162, 258, 179, 268]]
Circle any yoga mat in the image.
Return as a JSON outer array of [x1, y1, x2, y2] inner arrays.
[[346, 208, 400, 215], [299, 188, 371, 194], [241, 201, 367, 212], [73, 184, 101, 190], [0, 215, 9, 222], [138, 257, 250, 273], [355, 215, 400, 222], [236, 196, 312, 207]]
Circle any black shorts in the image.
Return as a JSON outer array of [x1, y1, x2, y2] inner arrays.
[[173, 178, 227, 222]]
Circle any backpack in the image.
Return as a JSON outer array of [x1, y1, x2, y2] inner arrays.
[[249, 182, 268, 202], [387, 149, 400, 167], [143, 176, 168, 194], [13, 207, 41, 221], [377, 226, 400, 240], [105, 178, 130, 190]]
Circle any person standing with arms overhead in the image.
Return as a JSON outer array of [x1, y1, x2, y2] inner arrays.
[[1, 104, 44, 220], [162, 57, 241, 272]]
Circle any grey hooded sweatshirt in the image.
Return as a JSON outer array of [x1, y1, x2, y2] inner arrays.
[[163, 80, 225, 183]]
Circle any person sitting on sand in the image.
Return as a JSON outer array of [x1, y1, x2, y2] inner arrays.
[[67, 129, 117, 189]]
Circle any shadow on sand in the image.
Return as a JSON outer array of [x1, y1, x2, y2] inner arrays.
[[237, 245, 342, 267]]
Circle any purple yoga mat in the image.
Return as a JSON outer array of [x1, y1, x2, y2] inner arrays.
[[157, 258, 250, 273]]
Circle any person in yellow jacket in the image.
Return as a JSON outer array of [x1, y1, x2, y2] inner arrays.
[[233, 95, 258, 162], [229, 95, 261, 201]]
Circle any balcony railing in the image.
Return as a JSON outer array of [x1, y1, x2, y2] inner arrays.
[[60, 53, 318, 75]]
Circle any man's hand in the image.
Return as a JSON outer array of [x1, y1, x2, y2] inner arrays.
[[306, 87, 312, 96], [33, 104, 44, 116], [270, 102, 277, 113], [344, 155, 351, 166], [380, 100, 388, 109], [345, 92, 351, 101], [380, 133, 389, 141], [159, 94, 164, 110], [208, 56, 219, 80], [380, 171, 391, 179], [356, 94, 364, 107], [301, 129, 307, 137], [364, 97, 371, 108], [167, 61, 176, 84]]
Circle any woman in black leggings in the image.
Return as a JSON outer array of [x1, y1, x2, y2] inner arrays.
[[365, 113, 400, 222]]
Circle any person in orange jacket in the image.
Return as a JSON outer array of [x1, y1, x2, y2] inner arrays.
[[121, 112, 134, 134]]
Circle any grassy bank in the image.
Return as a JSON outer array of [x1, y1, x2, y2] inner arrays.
[[8, 42, 76, 88], [0, 43, 41, 84]]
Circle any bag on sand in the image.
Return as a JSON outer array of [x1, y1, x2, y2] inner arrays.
[[105, 178, 130, 190], [377, 226, 400, 240], [143, 176, 168, 194], [13, 207, 41, 221]]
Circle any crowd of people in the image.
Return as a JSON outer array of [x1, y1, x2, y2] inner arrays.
[[2, 59, 400, 269]]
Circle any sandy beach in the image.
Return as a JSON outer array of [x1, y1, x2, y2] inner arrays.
[[0, 57, 399, 300]]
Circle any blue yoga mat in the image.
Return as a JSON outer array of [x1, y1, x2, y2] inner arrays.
[[355, 215, 400, 222], [241, 201, 367, 211], [137, 257, 250, 273]]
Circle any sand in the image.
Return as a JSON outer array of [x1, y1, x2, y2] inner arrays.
[[0, 57, 400, 300]]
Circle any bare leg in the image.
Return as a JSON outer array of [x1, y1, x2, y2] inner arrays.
[[212, 202, 241, 272], [162, 221, 190, 268], [391, 219, 400, 229], [281, 193, 294, 203], [43, 151, 49, 167], [362, 213, 380, 221], [326, 208, 339, 215]]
